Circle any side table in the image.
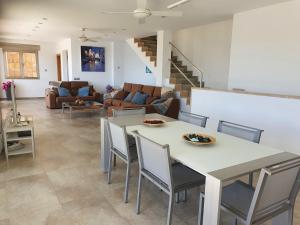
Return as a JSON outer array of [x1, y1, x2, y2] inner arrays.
[[3, 115, 35, 161]]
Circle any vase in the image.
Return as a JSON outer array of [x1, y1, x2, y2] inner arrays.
[[5, 87, 12, 100]]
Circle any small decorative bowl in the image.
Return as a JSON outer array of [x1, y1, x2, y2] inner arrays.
[[143, 119, 166, 127], [182, 133, 216, 146]]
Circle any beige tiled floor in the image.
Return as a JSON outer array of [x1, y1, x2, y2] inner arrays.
[[0, 99, 299, 225]]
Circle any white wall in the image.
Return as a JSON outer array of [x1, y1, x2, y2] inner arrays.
[[68, 38, 114, 92], [0, 40, 57, 98], [120, 41, 156, 87], [191, 88, 300, 155], [173, 20, 233, 89], [229, 0, 300, 96]]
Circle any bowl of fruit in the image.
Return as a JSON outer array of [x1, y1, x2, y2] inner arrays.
[[182, 133, 216, 146], [143, 119, 166, 127]]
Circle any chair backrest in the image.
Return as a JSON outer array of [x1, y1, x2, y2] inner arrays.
[[112, 107, 146, 117], [107, 121, 129, 158], [218, 120, 263, 143], [246, 158, 300, 225], [133, 130, 173, 190], [180, 111, 209, 128]]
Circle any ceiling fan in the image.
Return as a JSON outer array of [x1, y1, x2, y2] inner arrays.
[[100, 0, 191, 24], [78, 28, 101, 42]]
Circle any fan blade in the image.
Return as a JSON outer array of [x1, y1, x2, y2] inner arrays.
[[138, 18, 146, 24], [137, 0, 147, 9], [87, 39, 98, 42], [167, 0, 191, 9], [100, 11, 134, 14], [151, 11, 183, 17]]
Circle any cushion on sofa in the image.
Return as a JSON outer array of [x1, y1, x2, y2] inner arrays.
[[131, 84, 143, 93], [153, 98, 174, 115], [146, 96, 159, 104], [78, 86, 90, 97], [131, 91, 148, 105], [124, 92, 135, 102], [142, 85, 155, 96], [114, 90, 129, 100], [123, 83, 132, 92], [58, 87, 71, 97]]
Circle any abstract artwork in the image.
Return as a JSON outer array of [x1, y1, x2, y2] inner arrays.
[[81, 46, 105, 72]]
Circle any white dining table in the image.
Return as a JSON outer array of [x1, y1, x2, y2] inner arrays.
[[100, 114, 298, 225]]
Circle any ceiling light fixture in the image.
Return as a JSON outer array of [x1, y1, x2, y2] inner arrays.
[[35, 26, 39, 28], [167, 0, 191, 9], [32, 29, 36, 31], [42, 17, 48, 20], [38, 22, 43, 25]]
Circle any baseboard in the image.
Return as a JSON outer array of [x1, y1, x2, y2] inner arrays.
[[0, 97, 44, 101]]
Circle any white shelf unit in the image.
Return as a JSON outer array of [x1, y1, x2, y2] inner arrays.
[[3, 116, 35, 161]]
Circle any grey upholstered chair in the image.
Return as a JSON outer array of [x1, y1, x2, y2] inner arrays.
[[112, 107, 146, 117], [107, 121, 138, 203], [180, 111, 209, 128], [111, 107, 146, 166], [133, 130, 205, 225], [218, 120, 264, 186], [199, 158, 300, 225]]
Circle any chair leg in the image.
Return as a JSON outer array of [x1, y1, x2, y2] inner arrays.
[[249, 172, 254, 187], [233, 218, 238, 225], [107, 151, 113, 184], [136, 173, 143, 214], [182, 189, 187, 202], [175, 192, 179, 203], [167, 194, 174, 225], [198, 192, 205, 225], [113, 154, 117, 167], [124, 163, 131, 203]]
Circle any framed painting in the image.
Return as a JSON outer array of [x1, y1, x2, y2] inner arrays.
[[81, 46, 105, 72]]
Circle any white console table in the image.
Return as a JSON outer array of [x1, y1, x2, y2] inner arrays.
[[3, 116, 35, 161]]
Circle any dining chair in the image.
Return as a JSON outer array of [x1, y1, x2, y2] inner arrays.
[[133, 130, 205, 225], [180, 111, 209, 128], [107, 121, 138, 203], [111, 107, 146, 166], [112, 107, 146, 117], [217, 120, 264, 186], [198, 158, 300, 225]]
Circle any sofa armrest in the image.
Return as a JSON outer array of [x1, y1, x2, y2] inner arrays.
[[45, 88, 57, 109]]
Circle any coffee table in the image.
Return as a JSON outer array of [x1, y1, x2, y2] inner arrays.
[[62, 101, 104, 118]]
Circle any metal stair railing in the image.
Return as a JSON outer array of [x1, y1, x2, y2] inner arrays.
[[169, 42, 204, 88]]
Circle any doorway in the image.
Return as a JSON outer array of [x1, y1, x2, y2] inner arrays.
[[56, 54, 62, 81]]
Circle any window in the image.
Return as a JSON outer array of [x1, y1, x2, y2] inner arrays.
[[1, 43, 40, 79]]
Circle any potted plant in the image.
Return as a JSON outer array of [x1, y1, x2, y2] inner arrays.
[[2, 81, 14, 100]]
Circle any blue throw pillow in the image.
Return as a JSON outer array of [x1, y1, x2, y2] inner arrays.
[[131, 91, 148, 105], [58, 87, 70, 97], [78, 86, 90, 97], [124, 92, 134, 102]]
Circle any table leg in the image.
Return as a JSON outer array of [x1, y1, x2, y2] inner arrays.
[[31, 127, 35, 159], [3, 132, 8, 161], [100, 118, 109, 172], [202, 175, 222, 225]]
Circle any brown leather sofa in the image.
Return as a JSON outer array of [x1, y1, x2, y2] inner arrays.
[[45, 81, 102, 109], [104, 83, 180, 119]]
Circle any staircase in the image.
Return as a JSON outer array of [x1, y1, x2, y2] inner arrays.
[[130, 36, 202, 107], [134, 36, 157, 66], [169, 52, 200, 105]]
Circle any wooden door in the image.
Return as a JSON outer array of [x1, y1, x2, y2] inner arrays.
[[56, 54, 62, 81]]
